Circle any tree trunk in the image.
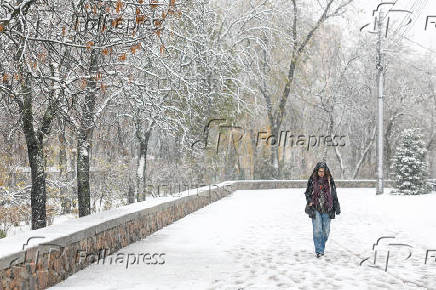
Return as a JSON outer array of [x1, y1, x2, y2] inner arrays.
[[135, 118, 154, 202], [326, 112, 345, 178], [21, 81, 47, 230], [352, 127, 376, 179], [128, 176, 135, 204], [77, 133, 91, 217], [76, 49, 98, 217], [26, 137, 47, 230], [58, 118, 70, 214], [136, 139, 149, 202], [264, 125, 280, 179], [70, 148, 77, 210]]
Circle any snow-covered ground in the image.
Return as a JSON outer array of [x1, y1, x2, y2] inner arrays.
[[50, 188, 436, 290]]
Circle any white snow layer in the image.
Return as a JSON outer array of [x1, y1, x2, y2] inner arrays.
[[49, 188, 436, 290]]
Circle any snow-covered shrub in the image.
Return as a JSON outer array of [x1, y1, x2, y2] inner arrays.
[[390, 128, 432, 195]]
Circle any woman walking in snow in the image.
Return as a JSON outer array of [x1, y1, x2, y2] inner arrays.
[[304, 161, 341, 258]]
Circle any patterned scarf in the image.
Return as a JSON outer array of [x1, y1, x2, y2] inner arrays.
[[312, 175, 333, 212]]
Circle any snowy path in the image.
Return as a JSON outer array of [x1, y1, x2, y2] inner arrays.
[[50, 188, 436, 290]]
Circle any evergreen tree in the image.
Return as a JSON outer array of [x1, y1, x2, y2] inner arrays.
[[390, 128, 432, 195]]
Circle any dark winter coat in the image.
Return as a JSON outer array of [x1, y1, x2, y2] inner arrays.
[[304, 162, 341, 219]]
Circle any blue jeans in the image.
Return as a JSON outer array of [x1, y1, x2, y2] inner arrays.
[[312, 209, 331, 254]]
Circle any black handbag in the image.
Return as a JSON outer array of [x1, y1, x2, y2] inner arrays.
[[305, 203, 314, 217]]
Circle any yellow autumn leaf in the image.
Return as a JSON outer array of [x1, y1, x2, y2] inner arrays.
[[118, 53, 127, 61], [136, 14, 145, 24], [112, 17, 122, 27], [86, 41, 94, 49], [150, 0, 159, 9], [116, 0, 122, 13]]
